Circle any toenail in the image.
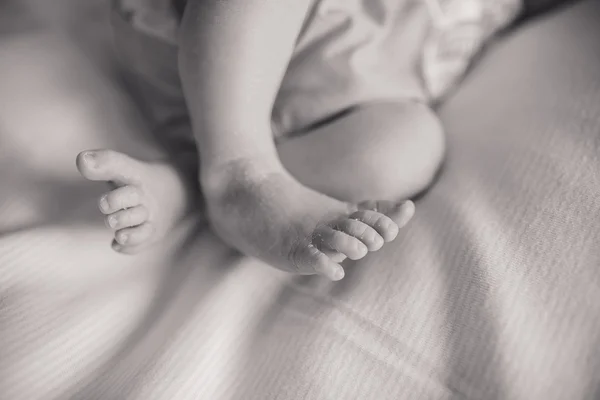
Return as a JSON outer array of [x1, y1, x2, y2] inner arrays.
[[107, 215, 117, 229], [99, 196, 109, 212], [357, 242, 368, 254], [332, 267, 345, 281], [396, 200, 415, 214], [83, 152, 97, 168]]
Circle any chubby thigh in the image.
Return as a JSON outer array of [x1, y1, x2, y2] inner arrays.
[[110, 0, 521, 140], [110, 0, 425, 142]]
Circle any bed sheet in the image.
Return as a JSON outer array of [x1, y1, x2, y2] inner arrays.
[[1, 1, 600, 399]]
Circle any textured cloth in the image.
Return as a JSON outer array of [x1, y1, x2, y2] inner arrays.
[[1, 1, 600, 399], [115, 0, 522, 136]]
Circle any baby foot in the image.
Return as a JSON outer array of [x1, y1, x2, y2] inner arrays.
[[203, 161, 415, 281], [76, 149, 196, 254]]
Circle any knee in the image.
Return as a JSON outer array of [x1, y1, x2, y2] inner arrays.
[[354, 101, 445, 201]]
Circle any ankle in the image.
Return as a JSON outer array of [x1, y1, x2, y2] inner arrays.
[[200, 155, 283, 200]]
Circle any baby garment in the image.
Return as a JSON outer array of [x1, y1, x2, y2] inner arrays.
[[113, 0, 523, 137]]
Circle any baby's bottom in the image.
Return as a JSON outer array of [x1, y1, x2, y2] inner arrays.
[[278, 100, 444, 203]]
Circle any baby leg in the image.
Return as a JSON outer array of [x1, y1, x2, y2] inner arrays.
[[278, 100, 445, 204], [77, 4, 200, 254], [201, 99, 440, 281]]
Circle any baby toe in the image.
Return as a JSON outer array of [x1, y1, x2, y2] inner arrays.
[[332, 218, 384, 251], [114, 222, 155, 247], [392, 200, 416, 228], [99, 185, 142, 214], [360, 200, 416, 229], [326, 252, 347, 264], [105, 205, 149, 230], [313, 225, 368, 261], [349, 210, 399, 242], [76, 150, 102, 180], [76, 149, 143, 186], [290, 242, 345, 281], [358, 200, 403, 214], [111, 240, 144, 255]]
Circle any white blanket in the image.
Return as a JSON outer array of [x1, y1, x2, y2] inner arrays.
[[1, 1, 599, 399]]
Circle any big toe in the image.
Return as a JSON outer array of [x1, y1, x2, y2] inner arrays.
[[76, 149, 142, 186]]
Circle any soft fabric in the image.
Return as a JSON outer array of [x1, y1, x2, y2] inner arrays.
[[1, 0, 599, 399], [115, 0, 521, 136]]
